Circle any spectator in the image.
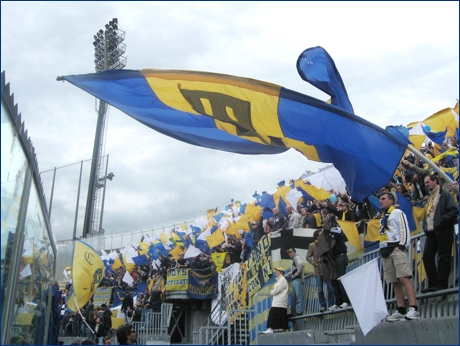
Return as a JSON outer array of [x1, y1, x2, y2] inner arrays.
[[284, 248, 305, 317], [121, 292, 133, 317], [421, 173, 458, 292], [300, 207, 311, 228], [94, 317, 106, 344], [132, 302, 142, 322], [252, 209, 265, 244], [378, 192, 420, 321], [145, 286, 163, 313], [306, 229, 334, 312], [272, 207, 288, 233], [176, 252, 189, 268], [263, 267, 289, 334], [318, 212, 351, 311], [226, 237, 243, 263], [196, 253, 212, 271], [124, 306, 133, 323], [286, 205, 302, 229], [264, 217, 275, 235], [86, 311, 97, 340], [64, 312, 77, 337], [160, 254, 172, 277], [100, 304, 112, 337], [116, 323, 137, 345]]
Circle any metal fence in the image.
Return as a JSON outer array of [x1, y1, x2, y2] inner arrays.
[[132, 303, 173, 345]]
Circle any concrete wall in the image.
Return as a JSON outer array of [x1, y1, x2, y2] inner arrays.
[[354, 316, 459, 345], [258, 316, 459, 345]]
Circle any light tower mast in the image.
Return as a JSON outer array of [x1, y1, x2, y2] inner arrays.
[[82, 18, 126, 239]]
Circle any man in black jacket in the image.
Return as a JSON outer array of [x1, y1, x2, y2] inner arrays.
[[121, 292, 133, 316], [421, 173, 458, 292]]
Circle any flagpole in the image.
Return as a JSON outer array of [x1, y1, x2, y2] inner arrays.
[[73, 295, 95, 335], [406, 145, 453, 183]]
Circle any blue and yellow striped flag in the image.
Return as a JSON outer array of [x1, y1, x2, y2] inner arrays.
[[59, 47, 409, 202]]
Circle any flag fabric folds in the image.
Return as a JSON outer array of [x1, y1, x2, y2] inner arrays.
[[67, 239, 105, 312], [340, 257, 388, 336], [296, 46, 354, 114], [336, 220, 361, 250], [59, 51, 408, 202]]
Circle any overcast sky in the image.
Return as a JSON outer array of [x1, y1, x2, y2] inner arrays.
[[1, 1, 458, 242]]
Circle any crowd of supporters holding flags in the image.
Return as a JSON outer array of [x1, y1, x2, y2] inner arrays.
[[56, 129, 458, 343]]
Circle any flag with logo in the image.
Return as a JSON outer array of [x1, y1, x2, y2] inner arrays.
[[67, 239, 105, 312]]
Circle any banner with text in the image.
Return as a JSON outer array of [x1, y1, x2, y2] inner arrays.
[[165, 268, 189, 291], [226, 262, 247, 323], [187, 269, 218, 299], [93, 287, 113, 308], [246, 235, 272, 298]]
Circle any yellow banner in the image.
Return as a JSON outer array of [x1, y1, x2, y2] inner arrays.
[[165, 268, 189, 291], [211, 252, 227, 272], [93, 287, 113, 308]]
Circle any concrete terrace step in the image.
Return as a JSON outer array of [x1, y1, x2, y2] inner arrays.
[[259, 329, 356, 345]]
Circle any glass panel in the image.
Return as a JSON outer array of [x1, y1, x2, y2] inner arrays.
[[15, 183, 55, 344], [1, 102, 28, 343]]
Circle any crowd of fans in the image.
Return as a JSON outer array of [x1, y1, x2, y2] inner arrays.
[[56, 136, 458, 341]]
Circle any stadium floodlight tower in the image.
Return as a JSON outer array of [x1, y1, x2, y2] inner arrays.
[[82, 18, 126, 239]]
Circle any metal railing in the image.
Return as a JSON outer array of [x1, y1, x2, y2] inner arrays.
[[132, 303, 174, 344], [197, 308, 255, 345], [197, 299, 229, 344]]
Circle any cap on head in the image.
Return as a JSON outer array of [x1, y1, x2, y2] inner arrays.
[[275, 267, 284, 272], [286, 248, 296, 253]]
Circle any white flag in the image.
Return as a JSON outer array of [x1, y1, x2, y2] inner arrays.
[[122, 271, 134, 286], [20, 264, 32, 278], [340, 257, 388, 336], [184, 245, 202, 259], [286, 188, 303, 208]]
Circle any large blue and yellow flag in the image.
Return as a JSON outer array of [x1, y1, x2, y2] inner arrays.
[[67, 239, 105, 312], [58, 48, 408, 202]]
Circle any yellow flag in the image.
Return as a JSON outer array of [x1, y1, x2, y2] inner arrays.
[[67, 239, 104, 312], [211, 252, 227, 272], [294, 179, 331, 201], [245, 203, 263, 222], [407, 105, 459, 138], [123, 254, 135, 273], [336, 220, 361, 250], [313, 213, 322, 227], [273, 185, 291, 207], [365, 219, 381, 242], [206, 229, 225, 249], [138, 242, 150, 255], [225, 222, 241, 239], [112, 255, 122, 270], [412, 206, 426, 236], [233, 215, 251, 231], [169, 245, 182, 260], [408, 134, 426, 151], [159, 232, 168, 244]]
